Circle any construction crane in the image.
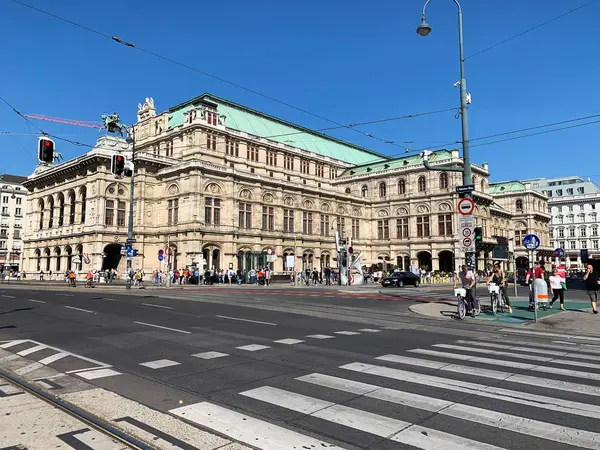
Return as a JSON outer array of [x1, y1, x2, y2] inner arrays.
[[23, 114, 104, 129]]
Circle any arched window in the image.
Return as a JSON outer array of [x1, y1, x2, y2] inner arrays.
[[80, 186, 87, 224], [47, 196, 54, 228], [361, 185, 368, 198], [398, 179, 406, 195], [472, 175, 477, 186], [378, 182, 386, 198], [480, 179, 485, 192], [439, 173, 448, 189], [345, 187, 351, 194], [418, 176, 426, 192], [58, 193, 65, 227], [38, 199, 45, 230], [68, 191, 76, 225], [516, 199, 523, 212]]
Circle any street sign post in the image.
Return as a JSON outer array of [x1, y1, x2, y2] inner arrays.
[[456, 184, 475, 195], [522, 233, 541, 323], [459, 215, 475, 252], [457, 198, 475, 216]]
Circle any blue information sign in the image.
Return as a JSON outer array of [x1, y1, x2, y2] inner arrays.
[[523, 234, 541, 251], [158, 254, 164, 262], [553, 248, 565, 258]]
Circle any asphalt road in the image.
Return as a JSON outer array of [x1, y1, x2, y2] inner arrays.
[[2, 285, 600, 449]]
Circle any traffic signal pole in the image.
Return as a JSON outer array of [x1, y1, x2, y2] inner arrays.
[[125, 128, 135, 290]]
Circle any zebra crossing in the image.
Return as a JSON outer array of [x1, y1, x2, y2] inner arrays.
[[169, 337, 600, 449]]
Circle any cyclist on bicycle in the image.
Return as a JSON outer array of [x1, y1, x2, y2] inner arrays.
[[454, 265, 476, 312], [486, 263, 512, 313]]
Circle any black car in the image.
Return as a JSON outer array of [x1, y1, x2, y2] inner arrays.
[[381, 271, 420, 288]]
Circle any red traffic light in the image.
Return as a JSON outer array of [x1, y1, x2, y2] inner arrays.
[[44, 140, 52, 147], [117, 156, 123, 162]]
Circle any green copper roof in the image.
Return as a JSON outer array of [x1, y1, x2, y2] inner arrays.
[[338, 150, 454, 177], [168, 93, 388, 165], [488, 181, 526, 194]]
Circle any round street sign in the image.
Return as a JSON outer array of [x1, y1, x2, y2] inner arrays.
[[553, 247, 565, 258], [457, 198, 475, 216], [523, 234, 541, 251], [462, 237, 473, 247], [158, 249, 164, 255], [462, 228, 473, 237], [348, 246, 354, 255], [158, 255, 164, 262]]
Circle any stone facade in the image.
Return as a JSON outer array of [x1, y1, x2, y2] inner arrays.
[[0, 175, 28, 271], [22, 95, 551, 276], [529, 176, 600, 268]]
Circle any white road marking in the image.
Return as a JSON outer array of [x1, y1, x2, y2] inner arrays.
[[0, 384, 23, 395], [192, 351, 229, 359], [76, 368, 122, 380], [133, 321, 191, 334], [336, 362, 600, 419], [57, 293, 74, 297], [301, 371, 600, 448], [406, 349, 600, 381], [457, 340, 600, 360], [476, 336, 600, 355], [142, 303, 174, 310], [0, 340, 28, 349], [499, 328, 600, 342], [306, 334, 335, 339], [1, 294, 15, 298], [236, 344, 271, 352], [392, 425, 506, 449], [358, 328, 381, 333], [169, 401, 344, 449], [553, 340, 577, 345], [274, 338, 305, 345], [367, 356, 600, 397], [28, 299, 46, 303], [434, 343, 600, 369], [17, 344, 46, 356], [241, 386, 410, 438], [103, 297, 118, 301], [216, 315, 277, 326], [38, 352, 68, 365], [333, 331, 361, 336], [73, 429, 123, 449], [65, 305, 96, 314], [139, 359, 181, 369]]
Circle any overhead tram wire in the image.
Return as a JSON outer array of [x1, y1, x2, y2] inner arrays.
[[11, 0, 409, 153], [4, 93, 599, 169], [259, 107, 459, 141], [343, 112, 600, 167], [466, 0, 599, 60]]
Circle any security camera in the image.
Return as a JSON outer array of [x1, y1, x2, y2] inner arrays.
[[453, 81, 461, 87]]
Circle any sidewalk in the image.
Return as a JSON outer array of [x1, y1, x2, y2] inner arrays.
[[410, 296, 595, 326]]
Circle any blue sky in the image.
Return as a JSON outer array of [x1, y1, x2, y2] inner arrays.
[[1, 0, 599, 183]]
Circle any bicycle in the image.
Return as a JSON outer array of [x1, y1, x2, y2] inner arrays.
[[487, 283, 504, 315], [455, 287, 480, 320], [85, 278, 94, 288]]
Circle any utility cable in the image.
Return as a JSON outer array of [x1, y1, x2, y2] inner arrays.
[[10, 0, 409, 152], [466, 0, 598, 60]]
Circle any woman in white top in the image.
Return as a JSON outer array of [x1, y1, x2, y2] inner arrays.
[[549, 268, 565, 310]]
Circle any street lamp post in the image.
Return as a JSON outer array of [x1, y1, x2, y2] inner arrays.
[[417, 0, 475, 275], [417, 0, 472, 192]]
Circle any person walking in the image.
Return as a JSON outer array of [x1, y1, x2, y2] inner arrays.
[[583, 263, 600, 314], [549, 268, 566, 310]]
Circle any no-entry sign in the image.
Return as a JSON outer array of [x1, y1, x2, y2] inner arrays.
[[457, 198, 475, 216]]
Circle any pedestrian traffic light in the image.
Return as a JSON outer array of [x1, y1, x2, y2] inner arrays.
[[474, 227, 483, 241], [111, 154, 126, 176], [38, 137, 55, 163]]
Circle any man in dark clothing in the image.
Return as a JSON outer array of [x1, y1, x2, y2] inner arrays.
[[583, 263, 600, 314], [324, 267, 331, 285]]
